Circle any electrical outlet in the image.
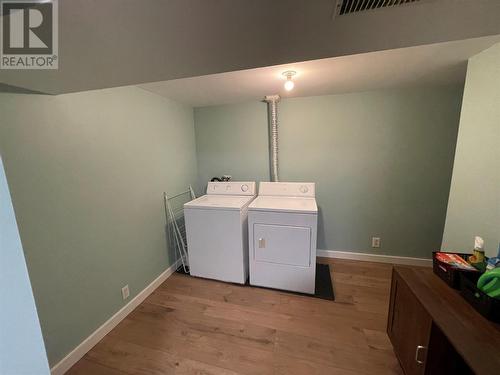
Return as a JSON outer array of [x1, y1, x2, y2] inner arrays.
[[372, 237, 381, 248], [121, 285, 130, 300]]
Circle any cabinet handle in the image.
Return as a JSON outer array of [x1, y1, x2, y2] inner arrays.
[[258, 238, 265, 248], [415, 345, 426, 365]]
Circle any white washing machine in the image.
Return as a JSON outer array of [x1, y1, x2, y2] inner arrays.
[[248, 182, 317, 294], [184, 181, 256, 284]]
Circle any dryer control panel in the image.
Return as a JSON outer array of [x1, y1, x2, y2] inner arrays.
[[206, 181, 256, 196], [258, 182, 315, 198]]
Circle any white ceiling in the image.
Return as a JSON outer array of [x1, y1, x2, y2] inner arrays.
[[138, 35, 500, 107]]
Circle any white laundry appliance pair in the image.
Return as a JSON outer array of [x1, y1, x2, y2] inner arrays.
[[184, 181, 317, 294]]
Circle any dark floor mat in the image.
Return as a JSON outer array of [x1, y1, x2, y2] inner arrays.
[[314, 263, 335, 300], [176, 262, 335, 301]]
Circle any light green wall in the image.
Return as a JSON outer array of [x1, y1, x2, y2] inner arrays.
[[1, 156, 50, 375], [195, 87, 462, 258], [442, 43, 500, 257], [0, 86, 198, 365]]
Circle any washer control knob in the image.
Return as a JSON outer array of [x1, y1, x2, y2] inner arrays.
[[241, 184, 249, 192], [299, 185, 309, 194]]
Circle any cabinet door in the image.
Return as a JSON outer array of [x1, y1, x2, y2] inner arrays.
[[425, 323, 474, 375], [388, 270, 432, 375]]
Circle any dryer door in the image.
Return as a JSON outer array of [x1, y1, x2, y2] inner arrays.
[[253, 223, 311, 267]]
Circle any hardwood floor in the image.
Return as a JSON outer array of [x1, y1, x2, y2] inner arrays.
[[67, 258, 403, 375]]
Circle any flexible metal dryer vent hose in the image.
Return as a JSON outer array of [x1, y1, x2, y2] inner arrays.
[[263, 95, 280, 182]]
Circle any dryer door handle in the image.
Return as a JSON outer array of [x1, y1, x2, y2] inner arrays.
[[258, 238, 266, 248]]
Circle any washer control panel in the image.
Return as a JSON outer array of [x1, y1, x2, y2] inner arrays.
[[258, 182, 315, 197], [207, 181, 256, 196]]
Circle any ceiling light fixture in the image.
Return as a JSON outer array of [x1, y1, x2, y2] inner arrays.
[[282, 71, 296, 91]]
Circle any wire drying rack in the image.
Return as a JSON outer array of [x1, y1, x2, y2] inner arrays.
[[163, 185, 196, 274]]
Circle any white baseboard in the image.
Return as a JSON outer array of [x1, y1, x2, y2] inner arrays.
[[50, 259, 181, 375], [317, 249, 432, 267]]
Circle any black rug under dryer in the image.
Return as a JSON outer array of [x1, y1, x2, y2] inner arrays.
[[313, 263, 335, 301], [176, 262, 335, 301]]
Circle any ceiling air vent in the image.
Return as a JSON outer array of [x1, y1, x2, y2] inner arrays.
[[334, 0, 422, 17]]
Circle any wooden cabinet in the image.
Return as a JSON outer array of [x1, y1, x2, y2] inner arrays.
[[425, 323, 474, 375], [388, 270, 431, 375], [388, 267, 500, 375]]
